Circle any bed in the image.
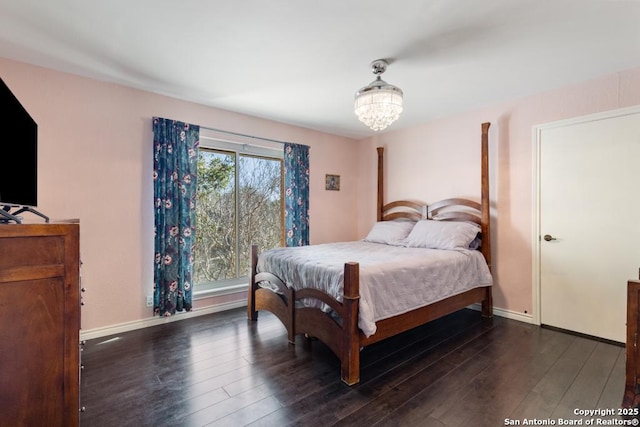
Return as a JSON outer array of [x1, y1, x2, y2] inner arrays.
[[248, 122, 493, 385]]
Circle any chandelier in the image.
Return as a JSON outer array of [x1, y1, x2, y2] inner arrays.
[[354, 59, 403, 131]]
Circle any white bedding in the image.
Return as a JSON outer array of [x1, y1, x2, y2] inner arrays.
[[256, 241, 493, 337]]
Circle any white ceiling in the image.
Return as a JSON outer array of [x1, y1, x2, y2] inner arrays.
[[1, 0, 639, 139]]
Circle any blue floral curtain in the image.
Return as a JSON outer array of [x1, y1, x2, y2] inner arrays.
[[152, 117, 199, 316], [284, 143, 310, 246]]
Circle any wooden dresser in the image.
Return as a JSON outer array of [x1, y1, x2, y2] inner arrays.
[[624, 278, 640, 409], [0, 223, 80, 426]]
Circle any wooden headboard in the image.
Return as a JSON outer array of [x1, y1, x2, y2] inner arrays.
[[376, 122, 492, 271], [379, 200, 426, 222]]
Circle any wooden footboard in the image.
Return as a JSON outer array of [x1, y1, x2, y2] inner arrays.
[[248, 245, 295, 343], [249, 243, 363, 384]]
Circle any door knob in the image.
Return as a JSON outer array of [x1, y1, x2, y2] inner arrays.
[[543, 234, 557, 241]]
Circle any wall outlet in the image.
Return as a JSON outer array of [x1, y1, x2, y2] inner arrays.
[[146, 295, 153, 307]]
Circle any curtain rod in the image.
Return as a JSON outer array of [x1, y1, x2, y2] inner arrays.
[[200, 125, 292, 146]]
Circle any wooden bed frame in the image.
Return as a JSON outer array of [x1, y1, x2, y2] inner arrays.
[[248, 122, 493, 385]]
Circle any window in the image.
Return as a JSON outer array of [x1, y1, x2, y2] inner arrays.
[[194, 137, 284, 296]]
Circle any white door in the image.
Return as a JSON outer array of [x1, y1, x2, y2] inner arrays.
[[538, 109, 640, 343]]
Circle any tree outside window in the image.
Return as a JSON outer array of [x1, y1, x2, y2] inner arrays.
[[194, 148, 283, 287]]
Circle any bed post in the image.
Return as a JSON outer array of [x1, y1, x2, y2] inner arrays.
[[248, 244, 259, 321], [480, 122, 493, 318], [377, 147, 384, 222], [341, 261, 360, 385], [480, 122, 491, 271]]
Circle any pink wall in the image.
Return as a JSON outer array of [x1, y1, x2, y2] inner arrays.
[[356, 67, 640, 318], [0, 58, 359, 331]]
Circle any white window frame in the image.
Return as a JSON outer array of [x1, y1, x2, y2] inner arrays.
[[194, 132, 283, 299]]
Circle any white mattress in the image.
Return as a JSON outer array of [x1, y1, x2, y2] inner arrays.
[[257, 241, 492, 337]]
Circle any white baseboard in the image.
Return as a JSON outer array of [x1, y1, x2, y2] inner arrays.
[[80, 299, 247, 341], [81, 300, 533, 342], [468, 303, 534, 324]]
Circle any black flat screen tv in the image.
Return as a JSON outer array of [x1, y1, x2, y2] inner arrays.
[[0, 77, 37, 208]]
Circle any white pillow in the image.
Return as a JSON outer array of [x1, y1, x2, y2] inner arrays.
[[404, 220, 480, 250], [363, 221, 415, 246]]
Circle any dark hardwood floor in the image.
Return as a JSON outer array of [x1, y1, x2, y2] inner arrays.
[[80, 308, 626, 426]]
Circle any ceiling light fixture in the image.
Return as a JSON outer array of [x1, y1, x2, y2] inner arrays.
[[354, 59, 403, 132]]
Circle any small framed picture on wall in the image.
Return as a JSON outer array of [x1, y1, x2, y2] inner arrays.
[[325, 174, 340, 191]]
